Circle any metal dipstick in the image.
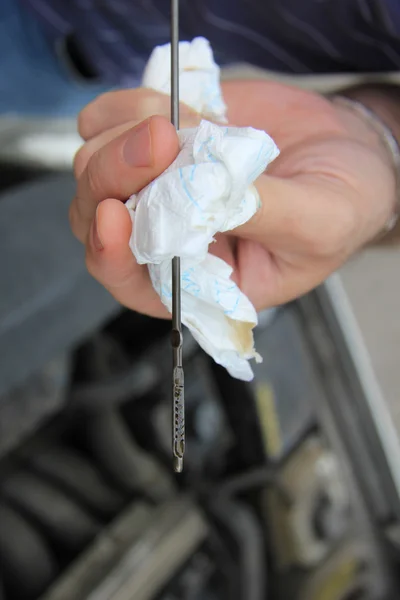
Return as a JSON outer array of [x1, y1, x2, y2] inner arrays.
[[170, 0, 185, 473]]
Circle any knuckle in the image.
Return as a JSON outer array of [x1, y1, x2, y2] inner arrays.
[[78, 103, 98, 140], [135, 88, 169, 118], [78, 90, 116, 138], [73, 143, 91, 179], [77, 110, 89, 140], [85, 148, 106, 199], [310, 199, 357, 258], [68, 200, 86, 243], [180, 114, 202, 128]]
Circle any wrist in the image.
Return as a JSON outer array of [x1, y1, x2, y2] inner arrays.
[[330, 89, 400, 237], [338, 84, 400, 145]]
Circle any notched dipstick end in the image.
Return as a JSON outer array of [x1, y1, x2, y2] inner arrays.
[[172, 365, 185, 473], [171, 328, 182, 350], [174, 455, 183, 473]]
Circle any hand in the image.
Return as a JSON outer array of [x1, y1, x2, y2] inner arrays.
[[70, 81, 396, 317]]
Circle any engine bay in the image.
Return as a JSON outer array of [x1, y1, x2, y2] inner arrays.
[[1, 288, 400, 600]]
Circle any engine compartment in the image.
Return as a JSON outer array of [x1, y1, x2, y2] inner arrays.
[[1, 301, 400, 600]]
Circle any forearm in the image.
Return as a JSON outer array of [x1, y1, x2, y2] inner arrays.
[[336, 83, 400, 245]]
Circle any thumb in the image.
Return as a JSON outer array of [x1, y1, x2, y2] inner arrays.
[[71, 115, 180, 243]]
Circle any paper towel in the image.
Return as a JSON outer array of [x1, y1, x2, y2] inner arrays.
[[142, 36, 227, 123], [126, 37, 279, 380]]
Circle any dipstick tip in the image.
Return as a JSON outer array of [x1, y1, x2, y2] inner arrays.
[[173, 455, 183, 473]]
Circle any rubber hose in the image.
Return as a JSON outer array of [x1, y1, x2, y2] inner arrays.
[[206, 528, 239, 600], [208, 498, 267, 600], [0, 503, 56, 600], [73, 332, 130, 381], [0, 472, 100, 556], [71, 329, 198, 410], [216, 466, 291, 506], [70, 360, 158, 409], [27, 446, 126, 519], [86, 408, 175, 502]]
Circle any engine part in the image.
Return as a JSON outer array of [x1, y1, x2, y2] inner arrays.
[[251, 307, 317, 462], [26, 446, 126, 520], [211, 361, 266, 471], [0, 472, 100, 556], [70, 360, 158, 409], [84, 408, 175, 502], [88, 497, 207, 600], [72, 332, 131, 381], [40, 497, 208, 600], [40, 501, 153, 600], [155, 551, 216, 600], [70, 331, 158, 409], [0, 278, 399, 600], [208, 498, 267, 600], [263, 438, 351, 569], [0, 503, 56, 599], [0, 577, 5, 600], [298, 540, 375, 600], [70, 324, 198, 412], [215, 465, 276, 499]]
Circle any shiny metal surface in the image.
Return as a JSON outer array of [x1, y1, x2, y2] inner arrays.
[[170, 0, 185, 473]]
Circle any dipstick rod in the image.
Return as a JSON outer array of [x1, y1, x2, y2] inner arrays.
[[170, 0, 185, 474]]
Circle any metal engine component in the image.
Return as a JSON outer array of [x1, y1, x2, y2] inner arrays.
[[0, 503, 56, 599], [41, 497, 208, 600], [264, 437, 351, 569], [298, 541, 373, 600]]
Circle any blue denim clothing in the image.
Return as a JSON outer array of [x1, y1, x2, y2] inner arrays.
[[0, 0, 110, 116], [4, 0, 400, 116]]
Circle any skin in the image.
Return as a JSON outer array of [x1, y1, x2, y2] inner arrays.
[[70, 80, 397, 318]]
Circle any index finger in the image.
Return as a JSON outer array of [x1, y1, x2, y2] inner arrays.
[[70, 115, 179, 243], [79, 87, 198, 141]]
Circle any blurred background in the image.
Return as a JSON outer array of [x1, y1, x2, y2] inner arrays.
[[1, 4, 400, 598]]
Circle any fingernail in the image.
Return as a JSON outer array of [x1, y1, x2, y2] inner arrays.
[[123, 121, 152, 167], [92, 206, 103, 251]]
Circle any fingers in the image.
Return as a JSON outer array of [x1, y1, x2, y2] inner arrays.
[[79, 89, 166, 140], [72, 113, 180, 317], [74, 113, 200, 180], [70, 115, 179, 243], [233, 139, 373, 309], [74, 120, 140, 178], [236, 236, 336, 313], [86, 198, 168, 318], [79, 82, 313, 142], [79, 87, 198, 141], [239, 133, 394, 259], [236, 138, 364, 260], [237, 174, 350, 256]]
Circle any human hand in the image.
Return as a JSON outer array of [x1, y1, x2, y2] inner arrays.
[[70, 81, 397, 317]]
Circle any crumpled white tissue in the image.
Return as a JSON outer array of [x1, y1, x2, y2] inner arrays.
[[126, 37, 279, 381], [142, 36, 227, 123]]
